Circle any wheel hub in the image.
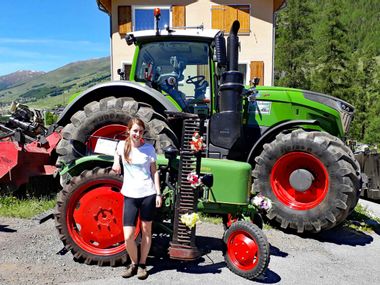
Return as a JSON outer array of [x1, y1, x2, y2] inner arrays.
[[289, 169, 314, 192], [94, 207, 117, 228], [270, 152, 329, 210], [228, 233, 258, 267]]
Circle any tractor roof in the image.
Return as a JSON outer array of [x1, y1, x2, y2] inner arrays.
[[127, 28, 220, 44]]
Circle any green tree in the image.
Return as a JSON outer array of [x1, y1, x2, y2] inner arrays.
[[347, 47, 379, 141], [44, 111, 58, 126], [362, 59, 380, 143], [312, 0, 352, 101], [274, 0, 313, 89]]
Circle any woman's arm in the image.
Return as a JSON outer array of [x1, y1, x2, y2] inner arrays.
[[151, 162, 162, 208], [112, 150, 121, 174]]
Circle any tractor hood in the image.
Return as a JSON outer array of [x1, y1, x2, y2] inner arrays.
[[302, 90, 354, 134], [254, 86, 355, 135]]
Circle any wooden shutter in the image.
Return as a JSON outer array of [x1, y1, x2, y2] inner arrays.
[[118, 6, 131, 35], [172, 6, 186, 27], [224, 5, 237, 33], [250, 61, 264, 85], [211, 5, 250, 34], [237, 5, 250, 33], [211, 5, 224, 31]]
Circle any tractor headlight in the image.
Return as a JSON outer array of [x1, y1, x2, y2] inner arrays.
[[303, 91, 354, 134]]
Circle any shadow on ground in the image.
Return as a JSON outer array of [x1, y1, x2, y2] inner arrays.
[[147, 234, 283, 283], [0, 224, 17, 233], [311, 211, 380, 245], [312, 226, 374, 246]]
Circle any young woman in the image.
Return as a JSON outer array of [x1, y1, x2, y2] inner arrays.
[[112, 118, 162, 280]]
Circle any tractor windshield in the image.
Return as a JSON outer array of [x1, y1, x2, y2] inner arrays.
[[135, 41, 211, 109]]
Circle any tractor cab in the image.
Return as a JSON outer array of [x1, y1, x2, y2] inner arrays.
[[126, 23, 220, 115], [134, 40, 211, 112]]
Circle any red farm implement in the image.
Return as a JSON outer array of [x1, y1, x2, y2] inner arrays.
[[0, 103, 61, 194]]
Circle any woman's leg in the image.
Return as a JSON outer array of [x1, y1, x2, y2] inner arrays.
[[123, 226, 138, 264], [139, 194, 156, 265], [123, 197, 140, 265], [139, 220, 152, 264]]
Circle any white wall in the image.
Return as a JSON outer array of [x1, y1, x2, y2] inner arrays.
[[109, 0, 275, 85]]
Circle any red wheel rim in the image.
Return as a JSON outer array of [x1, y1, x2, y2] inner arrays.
[[66, 178, 140, 256], [270, 152, 329, 210], [87, 124, 127, 152], [227, 230, 259, 271]]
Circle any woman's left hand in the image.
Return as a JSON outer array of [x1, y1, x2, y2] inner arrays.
[[156, 195, 162, 208]]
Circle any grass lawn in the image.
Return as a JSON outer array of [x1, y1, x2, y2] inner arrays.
[[0, 195, 56, 219]]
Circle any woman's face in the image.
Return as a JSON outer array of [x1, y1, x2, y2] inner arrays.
[[129, 123, 144, 143]]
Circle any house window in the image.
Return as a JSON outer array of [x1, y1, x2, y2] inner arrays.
[[211, 5, 250, 34], [133, 6, 170, 31], [238, 64, 248, 85], [118, 6, 186, 34]]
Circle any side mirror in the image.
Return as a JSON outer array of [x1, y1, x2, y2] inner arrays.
[[117, 68, 125, 80], [251, 77, 260, 87]]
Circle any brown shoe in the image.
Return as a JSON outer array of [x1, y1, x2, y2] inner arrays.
[[137, 265, 149, 280], [122, 264, 138, 278]]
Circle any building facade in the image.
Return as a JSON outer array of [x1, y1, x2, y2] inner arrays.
[[97, 0, 286, 86]]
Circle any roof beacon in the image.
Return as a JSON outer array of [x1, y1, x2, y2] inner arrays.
[[154, 8, 161, 36]]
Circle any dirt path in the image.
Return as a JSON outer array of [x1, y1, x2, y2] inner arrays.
[[0, 200, 379, 285]]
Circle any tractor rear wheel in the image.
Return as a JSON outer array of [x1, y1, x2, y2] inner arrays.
[[56, 96, 177, 165], [54, 167, 139, 266], [223, 221, 269, 280], [252, 129, 361, 233]]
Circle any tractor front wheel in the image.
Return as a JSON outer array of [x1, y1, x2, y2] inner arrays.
[[54, 167, 139, 266], [252, 129, 361, 233], [223, 221, 270, 280]]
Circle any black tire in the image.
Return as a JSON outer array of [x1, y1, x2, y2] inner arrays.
[[223, 221, 270, 280], [252, 129, 361, 233], [54, 167, 132, 266], [56, 96, 178, 164]]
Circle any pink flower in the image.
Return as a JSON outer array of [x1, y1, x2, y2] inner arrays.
[[252, 194, 272, 211], [190, 132, 206, 152], [187, 172, 202, 188]]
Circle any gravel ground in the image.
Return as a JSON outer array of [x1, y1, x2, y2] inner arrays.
[[0, 200, 379, 285]]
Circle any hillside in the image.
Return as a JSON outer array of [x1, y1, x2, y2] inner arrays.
[[0, 57, 110, 109], [0, 70, 46, 90]]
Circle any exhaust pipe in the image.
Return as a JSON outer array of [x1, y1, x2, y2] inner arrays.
[[210, 20, 244, 150], [227, 21, 240, 71]]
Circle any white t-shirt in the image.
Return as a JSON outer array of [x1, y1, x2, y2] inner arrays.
[[116, 141, 157, 198]]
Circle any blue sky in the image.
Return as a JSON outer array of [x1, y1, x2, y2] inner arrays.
[[0, 0, 110, 76]]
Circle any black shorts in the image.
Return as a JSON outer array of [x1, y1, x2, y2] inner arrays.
[[123, 194, 156, 226]]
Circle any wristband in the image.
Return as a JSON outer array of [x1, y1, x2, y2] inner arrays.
[[156, 193, 162, 197]]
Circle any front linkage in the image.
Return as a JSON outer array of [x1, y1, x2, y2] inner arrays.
[[162, 112, 270, 279]]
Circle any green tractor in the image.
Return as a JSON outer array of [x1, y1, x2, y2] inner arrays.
[[53, 17, 360, 276]]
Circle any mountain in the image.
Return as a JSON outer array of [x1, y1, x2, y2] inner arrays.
[[0, 57, 111, 108], [0, 70, 46, 90]]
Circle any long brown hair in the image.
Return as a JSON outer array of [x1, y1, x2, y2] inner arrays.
[[124, 117, 145, 163]]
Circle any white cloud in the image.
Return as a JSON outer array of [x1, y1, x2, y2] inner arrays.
[[0, 37, 108, 52]]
